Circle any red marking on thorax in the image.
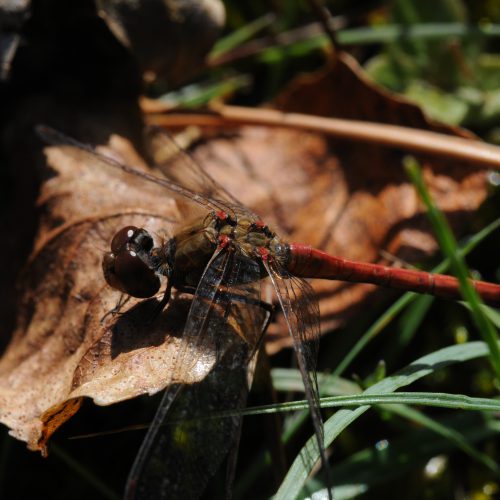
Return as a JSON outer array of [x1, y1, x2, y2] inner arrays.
[[215, 210, 228, 221], [254, 220, 266, 229], [257, 247, 269, 260], [218, 234, 230, 248]]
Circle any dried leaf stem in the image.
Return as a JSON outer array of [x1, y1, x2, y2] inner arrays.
[[144, 104, 500, 169]]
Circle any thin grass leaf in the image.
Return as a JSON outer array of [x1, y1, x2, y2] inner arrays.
[[385, 294, 434, 365], [323, 412, 500, 498], [275, 340, 498, 499], [473, 304, 500, 329], [255, 24, 500, 65], [337, 23, 500, 45], [272, 369, 360, 395], [384, 404, 500, 476], [210, 13, 276, 58], [157, 74, 251, 107], [228, 392, 500, 417], [52, 445, 120, 500], [333, 216, 500, 378], [405, 156, 500, 377]]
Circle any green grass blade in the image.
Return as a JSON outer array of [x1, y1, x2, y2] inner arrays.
[[157, 74, 251, 107], [255, 24, 500, 65], [385, 404, 500, 476], [52, 445, 120, 500], [210, 13, 276, 58], [338, 23, 500, 45], [483, 305, 500, 328], [405, 157, 500, 377], [272, 368, 360, 395], [333, 217, 500, 378], [233, 392, 500, 416], [275, 340, 497, 499], [324, 412, 500, 497], [384, 294, 435, 364]]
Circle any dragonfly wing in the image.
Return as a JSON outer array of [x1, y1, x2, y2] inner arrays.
[[263, 261, 331, 491], [145, 126, 242, 211], [36, 125, 231, 216], [126, 250, 269, 500]]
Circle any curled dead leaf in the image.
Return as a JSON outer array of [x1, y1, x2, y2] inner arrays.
[[38, 398, 83, 456], [0, 52, 493, 452], [183, 125, 490, 350], [141, 54, 493, 350], [0, 134, 222, 452], [271, 51, 491, 345]]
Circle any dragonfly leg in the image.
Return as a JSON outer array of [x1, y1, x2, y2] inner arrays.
[[100, 293, 132, 324], [147, 281, 173, 324], [220, 289, 274, 318], [175, 284, 275, 320]]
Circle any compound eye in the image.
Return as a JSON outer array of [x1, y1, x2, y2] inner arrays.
[[110, 226, 155, 254], [103, 249, 161, 298], [102, 252, 123, 292], [111, 226, 140, 254]]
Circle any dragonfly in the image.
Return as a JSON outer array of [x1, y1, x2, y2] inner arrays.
[[37, 125, 500, 500]]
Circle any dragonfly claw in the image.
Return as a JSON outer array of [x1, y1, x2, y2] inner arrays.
[[99, 293, 131, 324], [146, 282, 173, 325]]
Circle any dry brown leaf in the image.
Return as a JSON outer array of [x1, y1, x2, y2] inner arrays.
[[274, 52, 476, 139], [155, 53, 489, 350], [0, 52, 492, 453], [0, 133, 236, 453], [271, 52, 491, 343]]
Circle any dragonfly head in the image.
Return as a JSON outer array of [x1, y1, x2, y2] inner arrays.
[[102, 226, 161, 298]]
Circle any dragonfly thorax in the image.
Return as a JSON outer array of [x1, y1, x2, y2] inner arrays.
[[103, 211, 288, 299], [166, 211, 287, 289]]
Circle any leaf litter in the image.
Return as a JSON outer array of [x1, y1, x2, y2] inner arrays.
[[0, 51, 493, 456]]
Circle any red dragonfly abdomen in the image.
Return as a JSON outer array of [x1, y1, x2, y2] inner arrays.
[[287, 243, 500, 306]]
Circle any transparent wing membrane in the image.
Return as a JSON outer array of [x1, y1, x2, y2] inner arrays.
[[145, 127, 242, 210], [37, 124, 329, 499], [264, 260, 332, 498], [126, 250, 270, 499], [36, 126, 235, 216]]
